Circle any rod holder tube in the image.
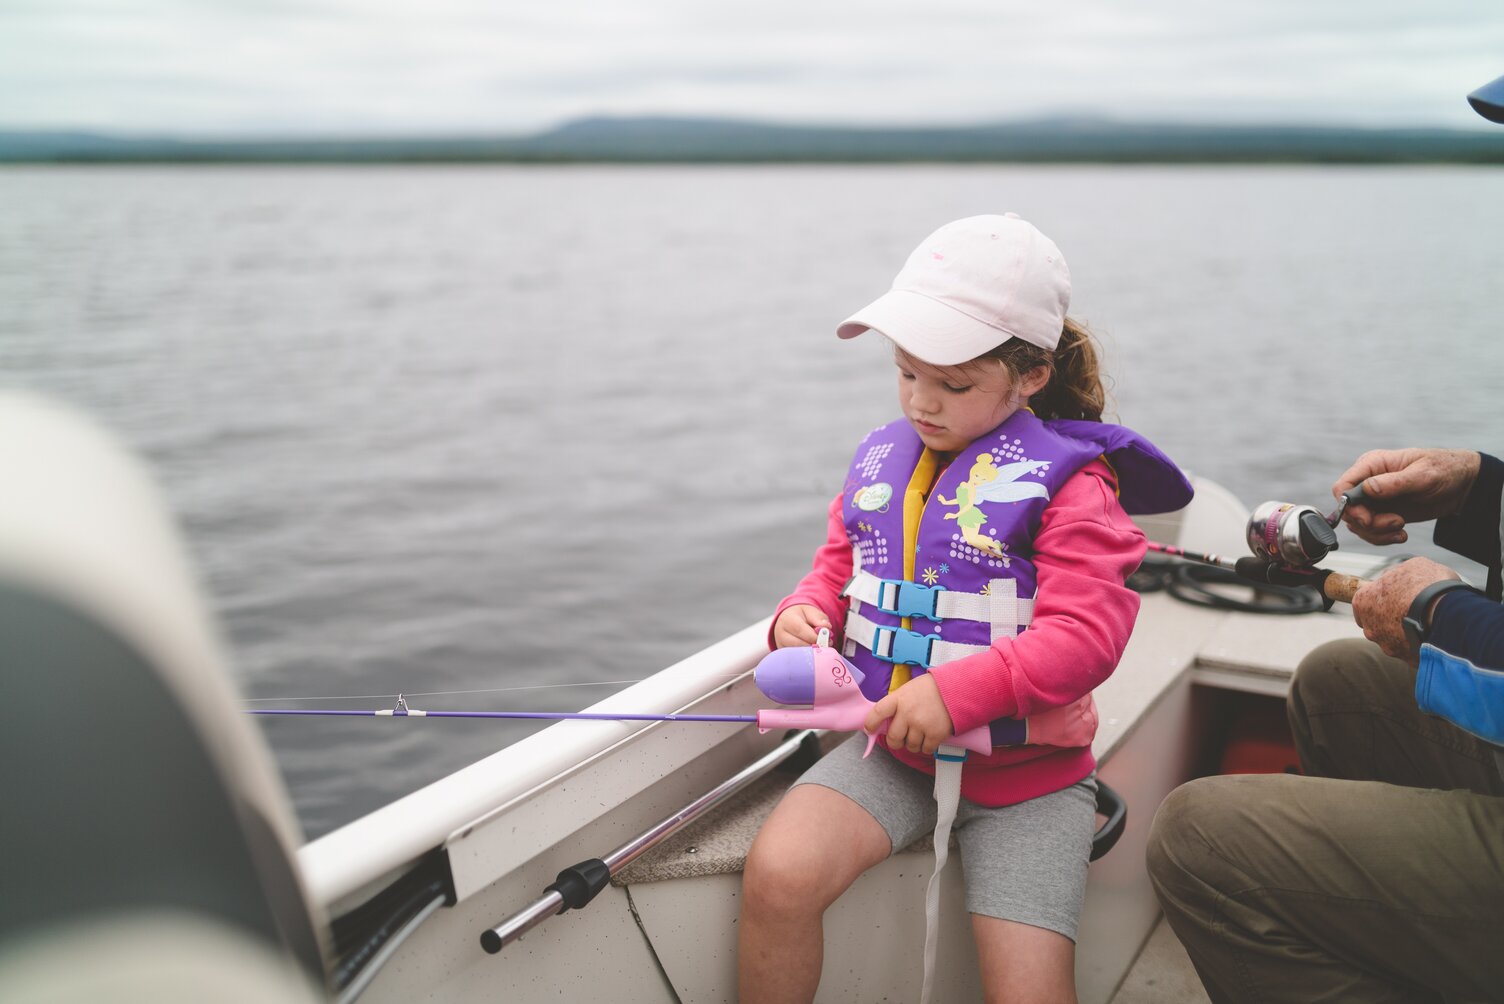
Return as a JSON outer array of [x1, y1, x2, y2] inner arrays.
[[479, 891, 566, 953], [480, 729, 816, 954]]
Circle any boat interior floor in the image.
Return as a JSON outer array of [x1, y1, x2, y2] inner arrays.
[[615, 742, 1213, 1002], [613, 573, 1372, 1001], [1110, 917, 1211, 1004]]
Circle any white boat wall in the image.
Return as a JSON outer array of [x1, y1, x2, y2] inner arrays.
[[1, 390, 1377, 1002]]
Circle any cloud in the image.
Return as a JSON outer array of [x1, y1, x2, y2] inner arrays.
[[1, 0, 1500, 135]]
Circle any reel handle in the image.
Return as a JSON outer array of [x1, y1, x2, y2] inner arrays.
[[1329, 482, 1373, 525], [1342, 482, 1372, 510]]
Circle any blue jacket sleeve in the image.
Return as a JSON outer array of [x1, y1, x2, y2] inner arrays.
[[1419, 592, 1504, 744], [1419, 454, 1504, 744]]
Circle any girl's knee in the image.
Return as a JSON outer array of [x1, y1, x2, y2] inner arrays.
[[743, 836, 844, 919], [742, 784, 889, 918]]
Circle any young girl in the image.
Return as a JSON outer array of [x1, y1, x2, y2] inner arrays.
[[737, 214, 1192, 1004]]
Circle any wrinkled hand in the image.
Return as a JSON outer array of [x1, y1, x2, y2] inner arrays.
[[865, 672, 955, 756], [772, 604, 832, 649], [1335, 449, 1480, 545], [1350, 557, 1461, 660]]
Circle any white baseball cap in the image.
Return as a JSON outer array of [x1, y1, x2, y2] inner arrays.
[[836, 213, 1071, 365]]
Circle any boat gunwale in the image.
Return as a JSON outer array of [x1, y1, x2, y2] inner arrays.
[[299, 617, 773, 908]]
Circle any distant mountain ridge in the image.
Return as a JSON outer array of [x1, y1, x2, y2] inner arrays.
[[3, 115, 1502, 163]]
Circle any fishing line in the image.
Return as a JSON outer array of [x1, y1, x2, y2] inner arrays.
[[245, 672, 752, 708], [243, 680, 654, 704]]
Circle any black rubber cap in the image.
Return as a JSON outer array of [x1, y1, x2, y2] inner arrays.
[[1297, 511, 1338, 561], [546, 858, 612, 913]]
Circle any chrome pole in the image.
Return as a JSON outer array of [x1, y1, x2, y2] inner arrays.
[[481, 729, 816, 953]]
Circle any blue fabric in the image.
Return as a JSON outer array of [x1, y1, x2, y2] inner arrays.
[[1428, 590, 1504, 671], [1415, 643, 1504, 745], [1424, 457, 1504, 745], [990, 717, 1029, 746]]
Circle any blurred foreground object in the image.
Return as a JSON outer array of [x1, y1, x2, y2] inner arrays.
[[0, 392, 327, 1002], [1468, 74, 1504, 123]]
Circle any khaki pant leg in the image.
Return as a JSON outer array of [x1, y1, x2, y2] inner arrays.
[[1289, 638, 1504, 795], [1147, 771, 1504, 1004]]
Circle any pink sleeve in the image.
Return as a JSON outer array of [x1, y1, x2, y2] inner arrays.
[[768, 494, 853, 650], [927, 459, 1147, 732]]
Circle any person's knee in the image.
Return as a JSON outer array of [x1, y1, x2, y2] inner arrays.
[[1146, 777, 1248, 912], [1290, 640, 1347, 746], [743, 830, 841, 920], [1146, 779, 1204, 889], [1290, 637, 1411, 742], [1291, 638, 1367, 710]]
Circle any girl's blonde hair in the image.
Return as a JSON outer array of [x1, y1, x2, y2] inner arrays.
[[981, 317, 1106, 422]]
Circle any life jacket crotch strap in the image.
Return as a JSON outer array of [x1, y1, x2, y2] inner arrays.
[[920, 744, 966, 1004]]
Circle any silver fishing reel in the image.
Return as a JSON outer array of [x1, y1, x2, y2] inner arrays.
[[1245, 484, 1369, 568], [1246, 502, 1339, 566]]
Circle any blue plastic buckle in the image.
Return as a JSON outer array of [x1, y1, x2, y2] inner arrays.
[[871, 626, 938, 668], [875, 579, 946, 620]]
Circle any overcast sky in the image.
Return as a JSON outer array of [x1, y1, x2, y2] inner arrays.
[[2, 0, 1501, 137]]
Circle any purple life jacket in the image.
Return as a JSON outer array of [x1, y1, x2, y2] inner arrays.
[[839, 408, 1192, 702]]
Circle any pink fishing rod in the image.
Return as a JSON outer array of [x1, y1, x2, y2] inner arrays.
[[250, 637, 1096, 755]]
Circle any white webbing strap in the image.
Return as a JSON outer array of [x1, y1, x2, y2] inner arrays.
[[989, 577, 1018, 642], [843, 610, 989, 666], [921, 745, 966, 1004], [844, 569, 1034, 634], [844, 569, 992, 622]]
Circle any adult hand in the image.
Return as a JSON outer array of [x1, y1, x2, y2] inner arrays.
[[1350, 557, 1461, 660], [772, 604, 832, 648], [865, 672, 955, 756], [1334, 449, 1480, 545]]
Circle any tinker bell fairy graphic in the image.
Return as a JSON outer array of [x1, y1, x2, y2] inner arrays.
[[938, 453, 1050, 558]]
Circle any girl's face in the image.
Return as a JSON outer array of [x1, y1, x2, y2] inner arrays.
[[896, 351, 1048, 456]]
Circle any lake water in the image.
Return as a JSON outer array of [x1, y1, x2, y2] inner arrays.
[[3, 164, 1501, 838]]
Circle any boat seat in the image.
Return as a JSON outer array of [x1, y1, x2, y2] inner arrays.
[[615, 738, 1127, 887], [0, 394, 327, 1001], [0, 583, 327, 987]]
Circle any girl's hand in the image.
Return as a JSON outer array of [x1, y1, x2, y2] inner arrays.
[[772, 604, 832, 648], [865, 673, 954, 756]]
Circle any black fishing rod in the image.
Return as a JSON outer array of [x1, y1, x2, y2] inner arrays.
[[1145, 541, 1361, 605], [1146, 485, 1373, 606]]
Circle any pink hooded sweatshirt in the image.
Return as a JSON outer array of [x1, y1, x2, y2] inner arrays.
[[772, 459, 1145, 806]]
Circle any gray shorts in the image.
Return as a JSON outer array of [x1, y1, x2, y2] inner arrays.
[[794, 734, 1097, 940]]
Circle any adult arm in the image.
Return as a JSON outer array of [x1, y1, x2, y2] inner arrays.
[[1417, 589, 1504, 745], [1335, 448, 1484, 546], [1421, 452, 1504, 743], [1347, 452, 1504, 744]]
